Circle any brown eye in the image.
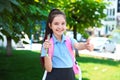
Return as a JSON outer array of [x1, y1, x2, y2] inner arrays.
[[62, 22, 66, 25], [54, 22, 59, 25]]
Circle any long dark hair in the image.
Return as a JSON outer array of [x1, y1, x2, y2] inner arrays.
[[43, 9, 66, 41]]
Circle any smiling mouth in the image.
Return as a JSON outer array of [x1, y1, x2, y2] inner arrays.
[[56, 29, 64, 32]]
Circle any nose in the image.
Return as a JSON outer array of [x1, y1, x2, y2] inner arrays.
[[57, 24, 61, 29], [58, 24, 63, 28]]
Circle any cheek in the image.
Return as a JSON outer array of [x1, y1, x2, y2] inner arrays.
[[64, 26, 67, 29], [50, 26, 56, 32], [63, 26, 67, 30]]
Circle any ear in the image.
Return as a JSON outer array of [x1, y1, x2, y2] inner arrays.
[[49, 23, 52, 29]]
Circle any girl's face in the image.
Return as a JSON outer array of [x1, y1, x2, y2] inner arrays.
[[49, 15, 66, 39]]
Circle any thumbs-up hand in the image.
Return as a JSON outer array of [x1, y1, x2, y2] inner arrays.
[[85, 38, 94, 51], [43, 34, 51, 49]]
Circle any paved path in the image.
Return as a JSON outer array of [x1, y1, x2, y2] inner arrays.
[[16, 43, 42, 50], [16, 43, 120, 61], [79, 44, 120, 61]]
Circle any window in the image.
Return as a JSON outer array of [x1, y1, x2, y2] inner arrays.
[[118, 0, 120, 12]]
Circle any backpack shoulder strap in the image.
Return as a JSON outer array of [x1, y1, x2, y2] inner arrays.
[[48, 38, 54, 58], [65, 36, 75, 61], [48, 36, 75, 61]]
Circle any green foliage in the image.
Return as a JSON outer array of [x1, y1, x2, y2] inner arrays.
[[0, 0, 108, 54], [0, 0, 50, 43], [0, 0, 19, 13], [0, 34, 3, 41], [64, 0, 107, 36], [0, 0, 108, 41]]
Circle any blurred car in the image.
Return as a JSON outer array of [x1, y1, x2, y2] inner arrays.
[[90, 37, 116, 53]]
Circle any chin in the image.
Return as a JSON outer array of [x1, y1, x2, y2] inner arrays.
[[58, 32, 64, 35]]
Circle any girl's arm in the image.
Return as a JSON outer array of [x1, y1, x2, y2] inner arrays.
[[44, 55, 52, 72], [74, 42, 87, 50], [43, 39, 52, 72], [74, 38, 94, 51]]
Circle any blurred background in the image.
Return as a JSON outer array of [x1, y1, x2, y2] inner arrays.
[[0, 0, 120, 80]]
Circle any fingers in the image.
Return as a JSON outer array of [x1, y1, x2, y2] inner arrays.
[[85, 38, 94, 51], [86, 37, 92, 44], [86, 44, 94, 51], [43, 40, 51, 49], [43, 34, 51, 49]]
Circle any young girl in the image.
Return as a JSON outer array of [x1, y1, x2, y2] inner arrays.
[[41, 9, 93, 80]]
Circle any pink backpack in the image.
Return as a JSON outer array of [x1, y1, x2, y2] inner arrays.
[[48, 36, 80, 74]]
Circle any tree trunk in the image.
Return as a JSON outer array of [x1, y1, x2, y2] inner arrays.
[[6, 37, 12, 56], [73, 26, 77, 39], [73, 26, 79, 57]]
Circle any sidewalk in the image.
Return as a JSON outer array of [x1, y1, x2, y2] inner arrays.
[[79, 49, 120, 61], [16, 43, 42, 50], [79, 44, 120, 61], [16, 43, 120, 61]]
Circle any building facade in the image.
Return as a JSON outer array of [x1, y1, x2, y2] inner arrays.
[[94, 0, 118, 37], [117, 0, 120, 27]]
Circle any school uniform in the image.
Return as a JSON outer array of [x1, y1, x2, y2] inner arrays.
[[41, 34, 77, 80]]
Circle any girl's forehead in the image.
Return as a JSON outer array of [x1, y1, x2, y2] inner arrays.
[[55, 14, 65, 17], [53, 15, 66, 21]]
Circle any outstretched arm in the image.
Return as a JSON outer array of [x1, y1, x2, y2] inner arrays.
[[74, 38, 94, 51]]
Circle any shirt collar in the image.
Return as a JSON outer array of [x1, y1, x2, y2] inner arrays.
[[52, 34, 66, 44]]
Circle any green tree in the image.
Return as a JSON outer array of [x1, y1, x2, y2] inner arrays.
[[0, 0, 49, 56], [45, 0, 107, 39], [0, 0, 21, 56], [64, 0, 107, 39], [0, 0, 108, 56]]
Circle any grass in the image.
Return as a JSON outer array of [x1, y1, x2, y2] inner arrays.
[[0, 49, 120, 80], [0, 50, 44, 80], [77, 54, 120, 80]]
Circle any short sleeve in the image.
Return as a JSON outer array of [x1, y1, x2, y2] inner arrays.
[[41, 45, 47, 57], [69, 37, 78, 50]]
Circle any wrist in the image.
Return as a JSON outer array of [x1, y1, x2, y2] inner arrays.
[[45, 53, 48, 57], [84, 43, 87, 49]]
